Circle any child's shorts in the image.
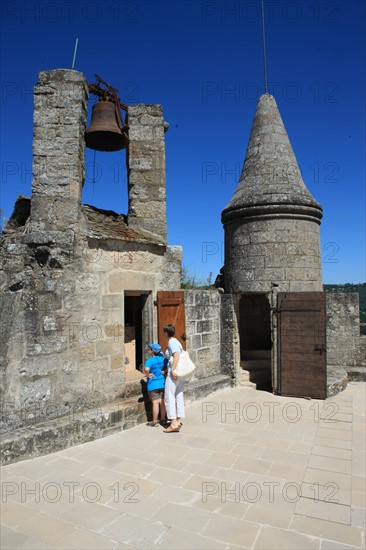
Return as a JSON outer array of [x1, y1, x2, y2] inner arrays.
[[149, 388, 164, 401]]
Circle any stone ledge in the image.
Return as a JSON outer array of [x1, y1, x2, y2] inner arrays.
[[0, 399, 147, 466], [0, 374, 233, 465], [327, 366, 348, 397], [345, 366, 366, 382], [185, 374, 233, 402], [120, 373, 233, 401]]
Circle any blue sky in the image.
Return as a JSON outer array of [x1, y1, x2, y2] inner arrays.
[[1, 0, 365, 284]]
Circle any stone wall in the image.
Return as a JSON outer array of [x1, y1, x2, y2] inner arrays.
[[31, 69, 88, 233], [224, 218, 323, 293], [0, 224, 181, 433], [184, 290, 240, 384], [184, 290, 222, 379], [0, 69, 182, 434], [326, 293, 366, 374], [127, 104, 167, 243], [220, 293, 240, 380]]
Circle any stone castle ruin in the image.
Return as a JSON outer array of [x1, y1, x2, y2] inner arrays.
[[0, 69, 364, 464]]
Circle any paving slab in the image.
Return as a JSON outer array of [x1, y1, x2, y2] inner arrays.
[[0, 382, 365, 549]]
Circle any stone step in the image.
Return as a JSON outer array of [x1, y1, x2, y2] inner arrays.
[[238, 370, 257, 390], [241, 359, 271, 371], [327, 366, 348, 397], [238, 381, 257, 390], [241, 370, 251, 381], [240, 358, 272, 389], [345, 367, 366, 382], [241, 349, 271, 360], [185, 374, 233, 403], [249, 370, 271, 385], [119, 377, 147, 399]]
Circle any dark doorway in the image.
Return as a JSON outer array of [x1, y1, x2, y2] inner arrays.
[[124, 293, 152, 382], [239, 294, 272, 391]]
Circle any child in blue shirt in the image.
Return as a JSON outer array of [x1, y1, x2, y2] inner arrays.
[[144, 343, 167, 427]]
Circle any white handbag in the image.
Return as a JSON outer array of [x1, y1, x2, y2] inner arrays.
[[173, 350, 196, 379]]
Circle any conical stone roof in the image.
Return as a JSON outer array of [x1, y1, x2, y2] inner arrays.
[[222, 94, 323, 225]]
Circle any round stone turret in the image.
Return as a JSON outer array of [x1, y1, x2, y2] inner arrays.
[[222, 94, 323, 293]]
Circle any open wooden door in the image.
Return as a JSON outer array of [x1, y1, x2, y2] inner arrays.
[[277, 292, 327, 399], [157, 291, 186, 351]]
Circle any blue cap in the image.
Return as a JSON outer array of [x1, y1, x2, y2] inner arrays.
[[149, 343, 162, 354]]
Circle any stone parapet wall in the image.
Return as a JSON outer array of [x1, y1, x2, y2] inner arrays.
[[184, 290, 239, 383], [0, 374, 232, 465], [184, 290, 222, 380], [326, 292, 366, 370]]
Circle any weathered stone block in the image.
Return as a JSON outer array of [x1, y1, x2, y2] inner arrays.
[[19, 378, 51, 404], [192, 334, 202, 349], [61, 359, 79, 375], [202, 332, 220, 347], [196, 319, 215, 333], [37, 293, 62, 314], [102, 295, 122, 310], [110, 354, 123, 369], [42, 316, 59, 332], [197, 346, 220, 364], [96, 340, 117, 357], [129, 126, 155, 141], [105, 324, 122, 339], [129, 157, 153, 170], [140, 114, 163, 126], [26, 337, 68, 356], [19, 356, 61, 379]]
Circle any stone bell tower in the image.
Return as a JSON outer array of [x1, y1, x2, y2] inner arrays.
[[222, 93, 325, 395]]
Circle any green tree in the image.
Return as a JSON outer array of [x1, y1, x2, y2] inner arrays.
[[181, 266, 215, 289]]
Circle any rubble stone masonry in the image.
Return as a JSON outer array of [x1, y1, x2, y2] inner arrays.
[[0, 70, 181, 435]]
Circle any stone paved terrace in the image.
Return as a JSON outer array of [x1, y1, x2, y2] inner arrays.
[[1, 382, 365, 549]]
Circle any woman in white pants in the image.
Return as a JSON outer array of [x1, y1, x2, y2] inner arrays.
[[163, 324, 184, 433]]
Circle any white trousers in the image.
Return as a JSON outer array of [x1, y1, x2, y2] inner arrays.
[[164, 374, 185, 419]]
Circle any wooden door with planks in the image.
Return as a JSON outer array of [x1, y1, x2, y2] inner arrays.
[[157, 291, 187, 352], [277, 292, 327, 399]]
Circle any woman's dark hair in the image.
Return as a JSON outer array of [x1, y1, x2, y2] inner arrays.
[[163, 324, 175, 337]]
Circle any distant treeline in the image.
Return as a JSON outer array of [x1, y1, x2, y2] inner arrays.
[[324, 283, 366, 334]]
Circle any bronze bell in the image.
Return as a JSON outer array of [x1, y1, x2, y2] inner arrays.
[[85, 101, 128, 152]]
